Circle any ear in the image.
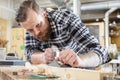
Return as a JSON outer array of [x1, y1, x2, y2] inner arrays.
[[42, 11, 47, 17]]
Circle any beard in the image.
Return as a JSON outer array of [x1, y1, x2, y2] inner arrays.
[[35, 26, 52, 41]]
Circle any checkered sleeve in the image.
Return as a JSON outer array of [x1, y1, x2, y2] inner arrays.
[[24, 32, 43, 61], [65, 12, 111, 64]]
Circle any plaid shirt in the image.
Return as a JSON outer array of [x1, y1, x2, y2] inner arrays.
[[25, 9, 110, 64]]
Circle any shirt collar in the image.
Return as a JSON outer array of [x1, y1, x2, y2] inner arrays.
[[46, 10, 58, 39]]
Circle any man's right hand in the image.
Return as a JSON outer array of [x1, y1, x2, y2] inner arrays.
[[30, 48, 54, 64], [44, 48, 54, 64]]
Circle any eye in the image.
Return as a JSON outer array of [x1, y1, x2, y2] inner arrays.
[[27, 29, 33, 33], [36, 22, 42, 28], [36, 23, 39, 28]]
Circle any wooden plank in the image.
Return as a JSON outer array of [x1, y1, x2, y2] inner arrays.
[[0, 65, 114, 80], [0, 66, 28, 80], [49, 67, 101, 80]]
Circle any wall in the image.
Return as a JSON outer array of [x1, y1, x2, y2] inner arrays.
[[111, 29, 120, 51], [0, 18, 7, 40], [10, 28, 25, 59], [0, 3, 15, 53]]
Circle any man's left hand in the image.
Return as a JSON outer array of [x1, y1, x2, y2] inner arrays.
[[57, 48, 81, 67]]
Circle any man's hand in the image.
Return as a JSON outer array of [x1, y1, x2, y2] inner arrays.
[[57, 48, 81, 67], [44, 48, 54, 64], [31, 48, 54, 64]]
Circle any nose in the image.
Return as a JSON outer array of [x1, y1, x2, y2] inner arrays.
[[34, 28, 40, 36]]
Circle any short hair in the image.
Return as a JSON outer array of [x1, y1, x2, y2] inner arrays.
[[15, 0, 40, 23]]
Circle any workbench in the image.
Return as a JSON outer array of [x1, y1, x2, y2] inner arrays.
[[0, 65, 114, 80]]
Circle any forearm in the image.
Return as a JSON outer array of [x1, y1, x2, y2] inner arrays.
[[65, 41, 110, 67], [78, 51, 101, 67], [25, 46, 42, 60], [65, 43, 101, 67], [30, 52, 45, 64]]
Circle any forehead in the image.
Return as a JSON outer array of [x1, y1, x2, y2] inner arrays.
[[21, 9, 38, 29]]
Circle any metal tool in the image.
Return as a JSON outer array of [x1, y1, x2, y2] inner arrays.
[[48, 46, 69, 67], [48, 46, 62, 67], [29, 74, 59, 79]]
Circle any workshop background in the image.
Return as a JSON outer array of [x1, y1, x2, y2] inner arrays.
[[0, 0, 120, 80]]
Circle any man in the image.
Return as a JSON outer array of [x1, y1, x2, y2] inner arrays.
[[16, 0, 110, 67]]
